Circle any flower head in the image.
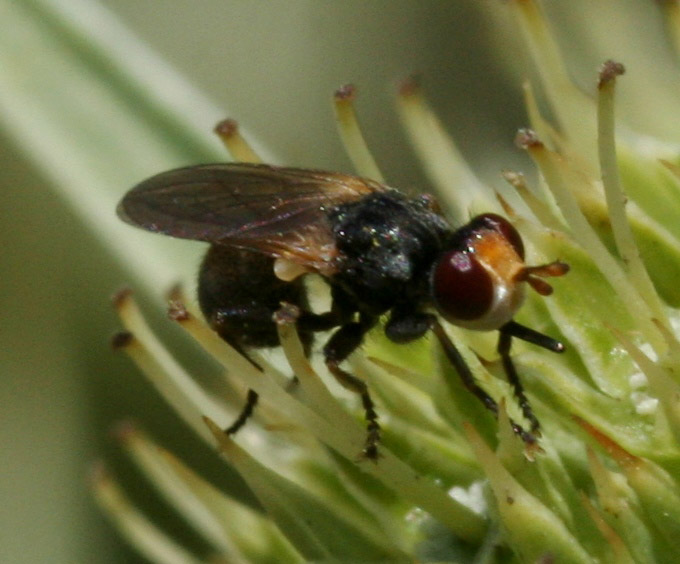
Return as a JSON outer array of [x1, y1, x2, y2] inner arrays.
[[5, 0, 680, 562]]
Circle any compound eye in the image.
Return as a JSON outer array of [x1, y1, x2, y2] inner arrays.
[[478, 213, 525, 260], [432, 250, 494, 322]]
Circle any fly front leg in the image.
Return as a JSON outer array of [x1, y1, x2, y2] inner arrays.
[[386, 309, 538, 445], [323, 313, 380, 459], [500, 320, 565, 353], [428, 317, 538, 447], [497, 320, 566, 435], [386, 309, 504, 416], [497, 329, 540, 435]]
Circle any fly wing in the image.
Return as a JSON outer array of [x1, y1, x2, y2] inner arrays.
[[118, 163, 387, 274]]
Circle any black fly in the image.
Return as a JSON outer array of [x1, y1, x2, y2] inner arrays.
[[118, 163, 568, 458]]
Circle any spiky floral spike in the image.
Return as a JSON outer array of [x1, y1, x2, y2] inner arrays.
[[213, 118, 262, 164], [5, 0, 680, 562], [102, 6, 680, 560], [333, 84, 384, 182], [396, 76, 497, 223], [90, 462, 201, 564], [509, 0, 680, 311]]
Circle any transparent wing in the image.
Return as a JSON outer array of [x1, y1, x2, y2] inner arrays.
[[118, 163, 387, 273]]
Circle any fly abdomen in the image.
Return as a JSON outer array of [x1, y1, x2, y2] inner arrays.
[[198, 245, 312, 353]]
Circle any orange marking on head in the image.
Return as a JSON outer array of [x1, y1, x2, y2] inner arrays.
[[471, 231, 525, 283]]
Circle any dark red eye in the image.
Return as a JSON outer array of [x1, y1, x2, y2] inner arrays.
[[431, 250, 494, 321], [477, 213, 525, 260]]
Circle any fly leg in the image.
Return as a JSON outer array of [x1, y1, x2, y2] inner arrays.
[[206, 326, 264, 436], [497, 331, 540, 435], [295, 284, 357, 334], [385, 310, 536, 444], [200, 247, 313, 436], [204, 313, 264, 436], [497, 320, 566, 435], [500, 320, 565, 353], [428, 317, 538, 446], [224, 388, 260, 435], [322, 313, 380, 459], [219, 298, 350, 436]]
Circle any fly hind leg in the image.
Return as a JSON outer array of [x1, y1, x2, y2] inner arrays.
[[198, 245, 314, 435]]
